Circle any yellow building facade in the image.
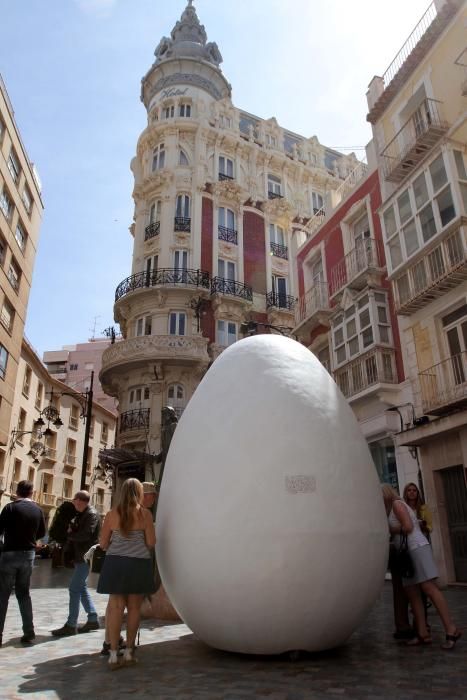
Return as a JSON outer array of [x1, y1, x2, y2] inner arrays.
[[367, 0, 467, 583], [0, 75, 43, 449], [0, 338, 116, 523]]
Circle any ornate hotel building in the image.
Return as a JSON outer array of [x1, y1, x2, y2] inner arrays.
[[367, 0, 467, 583], [99, 1, 361, 475]]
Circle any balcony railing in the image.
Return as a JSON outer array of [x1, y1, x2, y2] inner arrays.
[[69, 416, 79, 430], [270, 242, 288, 260], [211, 276, 253, 302], [334, 346, 397, 400], [330, 238, 382, 297], [115, 268, 210, 301], [268, 191, 283, 200], [295, 282, 331, 326], [382, 2, 438, 88], [305, 161, 368, 236], [119, 408, 150, 433], [394, 223, 467, 314], [419, 352, 467, 415], [43, 447, 57, 461], [174, 217, 191, 232], [219, 172, 234, 181], [381, 99, 449, 183], [144, 221, 160, 241], [266, 291, 295, 311], [95, 503, 105, 515], [0, 475, 5, 491], [218, 225, 238, 244], [35, 492, 56, 507]]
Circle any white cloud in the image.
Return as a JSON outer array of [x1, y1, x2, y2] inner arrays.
[[74, 0, 117, 17]]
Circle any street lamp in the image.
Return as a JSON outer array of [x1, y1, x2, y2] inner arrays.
[[40, 371, 95, 490]]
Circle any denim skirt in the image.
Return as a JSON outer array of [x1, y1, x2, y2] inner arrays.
[[97, 554, 156, 595], [402, 544, 438, 586]]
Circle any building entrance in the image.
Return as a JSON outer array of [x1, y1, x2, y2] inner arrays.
[[440, 465, 467, 582]]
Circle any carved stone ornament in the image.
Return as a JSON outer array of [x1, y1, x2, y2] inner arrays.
[[175, 232, 191, 245], [211, 296, 250, 318], [218, 241, 238, 261], [211, 180, 246, 205], [101, 335, 211, 372], [262, 197, 293, 223]]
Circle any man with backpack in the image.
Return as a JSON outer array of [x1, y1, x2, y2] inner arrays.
[[51, 491, 100, 636]]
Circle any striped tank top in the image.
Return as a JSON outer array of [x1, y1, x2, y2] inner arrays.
[[106, 529, 150, 559]]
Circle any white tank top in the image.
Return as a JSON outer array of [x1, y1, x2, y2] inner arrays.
[[389, 500, 429, 551]]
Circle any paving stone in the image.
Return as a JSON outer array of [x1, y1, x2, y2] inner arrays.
[[0, 560, 466, 699]]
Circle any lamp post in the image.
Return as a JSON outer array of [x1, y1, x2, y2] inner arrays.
[[42, 371, 94, 491]]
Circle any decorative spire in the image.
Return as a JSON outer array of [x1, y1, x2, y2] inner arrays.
[[154, 2, 223, 68]]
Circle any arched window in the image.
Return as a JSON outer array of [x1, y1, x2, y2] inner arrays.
[[152, 143, 165, 171], [179, 150, 189, 166], [167, 383, 186, 418]]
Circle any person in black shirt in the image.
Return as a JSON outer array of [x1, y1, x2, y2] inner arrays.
[[0, 480, 46, 647]]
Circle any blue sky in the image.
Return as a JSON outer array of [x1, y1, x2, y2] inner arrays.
[[0, 0, 429, 356]]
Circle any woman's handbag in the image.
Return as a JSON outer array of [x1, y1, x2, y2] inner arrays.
[[393, 533, 414, 579], [90, 545, 106, 574]]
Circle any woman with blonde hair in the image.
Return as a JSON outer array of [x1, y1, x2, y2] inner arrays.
[[382, 484, 460, 649], [97, 478, 156, 668], [403, 482, 432, 539]]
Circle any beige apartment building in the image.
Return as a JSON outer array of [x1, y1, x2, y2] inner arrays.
[[367, 0, 467, 583], [0, 338, 116, 521], [43, 338, 118, 414], [99, 1, 361, 479], [0, 75, 43, 448]]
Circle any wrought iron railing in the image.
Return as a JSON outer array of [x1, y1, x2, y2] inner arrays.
[[270, 242, 288, 260], [334, 347, 397, 399], [295, 282, 330, 325], [115, 268, 210, 301], [174, 217, 191, 232], [268, 191, 283, 200], [419, 352, 467, 414], [219, 172, 234, 181], [394, 225, 467, 313], [330, 238, 381, 297], [65, 453, 76, 467], [144, 221, 160, 241], [381, 98, 448, 181], [211, 276, 253, 301], [382, 2, 437, 88], [266, 291, 295, 311], [218, 225, 238, 244], [119, 408, 150, 433]]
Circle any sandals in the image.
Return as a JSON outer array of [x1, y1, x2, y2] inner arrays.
[[406, 635, 432, 646], [441, 630, 462, 650]]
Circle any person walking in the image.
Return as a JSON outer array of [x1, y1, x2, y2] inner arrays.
[[0, 480, 46, 646], [97, 478, 156, 669], [382, 484, 461, 650], [51, 491, 100, 637]]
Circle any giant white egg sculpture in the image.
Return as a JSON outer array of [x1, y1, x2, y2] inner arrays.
[[157, 335, 388, 654]]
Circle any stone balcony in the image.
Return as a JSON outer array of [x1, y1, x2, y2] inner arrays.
[[100, 334, 210, 392]]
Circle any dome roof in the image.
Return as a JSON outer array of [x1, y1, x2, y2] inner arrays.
[[154, 1, 223, 68]]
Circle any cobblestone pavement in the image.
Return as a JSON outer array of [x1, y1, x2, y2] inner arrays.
[[0, 560, 466, 699]]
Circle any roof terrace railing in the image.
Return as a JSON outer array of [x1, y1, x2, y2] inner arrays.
[[382, 2, 437, 88]]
